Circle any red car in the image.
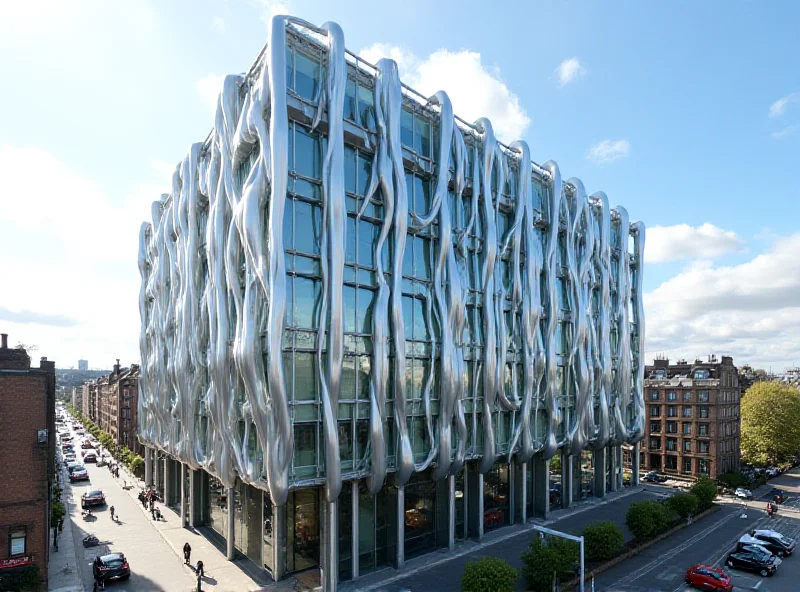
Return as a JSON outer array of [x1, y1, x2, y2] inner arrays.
[[685, 564, 733, 591]]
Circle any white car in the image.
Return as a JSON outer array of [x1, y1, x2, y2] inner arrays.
[[766, 467, 779, 478], [735, 488, 753, 500]]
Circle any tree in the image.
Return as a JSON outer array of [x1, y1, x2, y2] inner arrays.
[[461, 556, 518, 592], [718, 472, 748, 489], [625, 500, 673, 540], [690, 477, 717, 510], [583, 521, 623, 561], [741, 382, 800, 466], [521, 535, 579, 591], [666, 492, 699, 519]]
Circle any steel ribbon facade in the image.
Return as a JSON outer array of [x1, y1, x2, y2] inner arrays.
[[138, 15, 645, 514]]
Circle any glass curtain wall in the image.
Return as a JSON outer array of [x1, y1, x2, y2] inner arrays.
[[484, 463, 509, 532], [455, 470, 466, 540], [262, 493, 274, 573], [404, 472, 438, 559], [207, 475, 229, 539], [579, 450, 594, 500], [357, 480, 393, 575], [287, 489, 320, 573], [338, 482, 353, 581]]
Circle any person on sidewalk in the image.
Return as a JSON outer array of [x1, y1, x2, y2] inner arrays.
[[58, 517, 64, 534], [110, 505, 115, 521], [183, 542, 192, 565], [196, 560, 204, 579]]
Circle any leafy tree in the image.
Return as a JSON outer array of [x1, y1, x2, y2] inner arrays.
[[461, 556, 518, 592], [690, 477, 717, 510], [521, 535, 579, 591], [666, 492, 699, 518], [583, 521, 623, 561], [625, 500, 673, 540], [741, 382, 800, 466], [718, 472, 748, 489]]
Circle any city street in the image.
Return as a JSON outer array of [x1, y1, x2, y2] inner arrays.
[[598, 469, 800, 592], [58, 433, 197, 591]]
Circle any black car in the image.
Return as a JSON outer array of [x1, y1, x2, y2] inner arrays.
[[739, 529, 796, 557], [644, 472, 668, 483], [93, 552, 130, 583], [725, 545, 780, 577]]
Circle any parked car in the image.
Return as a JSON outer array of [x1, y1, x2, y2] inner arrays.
[[725, 545, 781, 577], [70, 467, 89, 482], [735, 488, 754, 501], [739, 529, 796, 557], [684, 564, 733, 591], [644, 471, 668, 483], [93, 552, 130, 583], [81, 489, 106, 508], [83, 451, 98, 463], [81, 440, 93, 449], [767, 467, 780, 478]]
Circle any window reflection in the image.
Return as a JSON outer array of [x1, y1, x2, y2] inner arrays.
[[484, 463, 509, 532], [208, 476, 228, 539], [404, 473, 437, 558], [288, 489, 320, 572]]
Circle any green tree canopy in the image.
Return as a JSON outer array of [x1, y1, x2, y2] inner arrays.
[[741, 382, 800, 466]]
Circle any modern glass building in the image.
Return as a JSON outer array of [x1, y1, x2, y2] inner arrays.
[[137, 15, 646, 592]]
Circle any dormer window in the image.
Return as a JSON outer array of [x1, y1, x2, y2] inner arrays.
[[694, 369, 709, 379]]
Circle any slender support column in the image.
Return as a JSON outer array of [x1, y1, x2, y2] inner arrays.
[[593, 448, 606, 499], [508, 463, 515, 525], [448, 474, 456, 549], [533, 455, 550, 518], [514, 462, 527, 524], [272, 502, 287, 580], [466, 468, 484, 540], [462, 469, 468, 541], [190, 468, 201, 527], [396, 485, 405, 569], [632, 442, 641, 487], [180, 463, 188, 527], [616, 446, 624, 490], [351, 482, 359, 580], [322, 500, 338, 592], [226, 487, 235, 560], [154, 453, 161, 492], [164, 458, 172, 507], [561, 451, 573, 509], [144, 447, 152, 486]]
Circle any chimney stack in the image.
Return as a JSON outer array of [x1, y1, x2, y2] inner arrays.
[[1, 334, 7, 349]]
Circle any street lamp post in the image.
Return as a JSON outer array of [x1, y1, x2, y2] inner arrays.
[[534, 525, 585, 592]]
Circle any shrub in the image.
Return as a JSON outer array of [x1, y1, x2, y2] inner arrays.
[[625, 500, 673, 540], [128, 456, 144, 477], [690, 477, 717, 510], [583, 521, 623, 561], [51, 499, 66, 527], [718, 472, 748, 489], [461, 556, 518, 592], [521, 535, 579, 591], [666, 492, 699, 519]]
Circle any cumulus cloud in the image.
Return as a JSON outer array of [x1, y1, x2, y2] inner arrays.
[[196, 74, 225, 113], [586, 139, 630, 164], [0, 145, 170, 366], [769, 93, 799, 118], [772, 125, 799, 139], [358, 44, 531, 142], [644, 234, 800, 368], [645, 223, 745, 263], [554, 57, 587, 87]]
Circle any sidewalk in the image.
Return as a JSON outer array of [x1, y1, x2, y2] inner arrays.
[[47, 467, 84, 592], [111, 451, 309, 592], [343, 485, 671, 592]]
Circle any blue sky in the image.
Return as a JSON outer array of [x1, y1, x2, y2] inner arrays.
[[1, 0, 798, 370]]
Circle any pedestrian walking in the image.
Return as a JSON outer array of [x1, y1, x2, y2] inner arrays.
[[53, 527, 58, 551], [110, 505, 115, 521], [58, 517, 64, 534], [183, 542, 192, 565], [196, 560, 204, 579]]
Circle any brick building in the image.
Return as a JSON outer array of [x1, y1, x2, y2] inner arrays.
[[86, 360, 140, 455], [0, 333, 56, 589], [642, 355, 741, 479]]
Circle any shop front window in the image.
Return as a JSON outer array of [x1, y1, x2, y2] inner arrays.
[[405, 473, 437, 558], [358, 481, 393, 575], [287, 489, 320, 573], [207, 476, 228, 539], [484, 463, 509, 532], [579, 450, 594, 499], [455, 470, 466, 540], [339, 482, 353, 581]]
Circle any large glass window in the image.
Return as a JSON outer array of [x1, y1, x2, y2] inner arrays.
[[207, 475, 228, 539], [287, 489, 319, 573], [294, 424, 317, 478], [358, 481, 393, 575], [9, 530, 25, 556], [263, 493, 274, 573], [683, 458, 692, 474], [339, 482, 352, 581], [484, 464, 509, 532], [405, 473, 438, 558]]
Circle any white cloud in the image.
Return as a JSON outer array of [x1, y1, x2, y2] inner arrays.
[[772, 124, 800, 138], [769, 93, 799, 118], [0, 145, 171, 367], [358, 44, 531, 142], [645, 223, 745, 263], [554, 57, 587, 87], [644, 234, 800, 368], [212, 16, 225, 32], [195, 74, 225, 113], [586, 139, 630, 164]]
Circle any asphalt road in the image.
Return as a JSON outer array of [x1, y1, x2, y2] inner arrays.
[[59, 427, 196, 591], [598, 469, 800, 592]]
